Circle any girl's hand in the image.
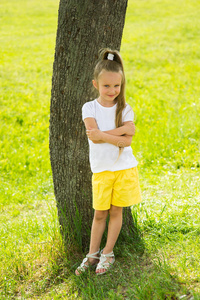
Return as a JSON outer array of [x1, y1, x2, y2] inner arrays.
[[124, 122, 135, 136], [86, 127, 103, 142]]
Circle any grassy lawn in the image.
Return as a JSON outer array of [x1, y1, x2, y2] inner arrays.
[[0, 0, 200, 299]]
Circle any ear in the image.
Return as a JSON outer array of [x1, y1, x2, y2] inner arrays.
[[92, 79, 98, 90]]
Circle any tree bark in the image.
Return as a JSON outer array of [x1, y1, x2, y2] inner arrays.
[[50, 0, 139, 251]]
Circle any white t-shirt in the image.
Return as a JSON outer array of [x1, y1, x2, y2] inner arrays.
[[82, 99, 138, 173]]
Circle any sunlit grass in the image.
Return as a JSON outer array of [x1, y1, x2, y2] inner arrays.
[[122, 0, 200, 170], [0, 0, 200, 298], [0, 0, 57, 209]]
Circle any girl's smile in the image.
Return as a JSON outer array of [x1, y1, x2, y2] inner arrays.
[[92, 71, 122, 107]]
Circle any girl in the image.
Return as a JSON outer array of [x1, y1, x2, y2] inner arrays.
[[75, 48, 141, 276]]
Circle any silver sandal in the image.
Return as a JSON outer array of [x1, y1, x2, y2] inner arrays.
[[75, 250, 100, 275], [96, 251, 115, 275]]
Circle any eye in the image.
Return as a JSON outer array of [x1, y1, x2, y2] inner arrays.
[[104, 85, 109, 87]]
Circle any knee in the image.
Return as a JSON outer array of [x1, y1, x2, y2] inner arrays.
[[109, 205, 123, 219], [94, 210, 108, 222]]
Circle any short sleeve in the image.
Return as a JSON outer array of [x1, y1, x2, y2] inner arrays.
[[122, 104, 134, 122], [82, 102, 95, 121]]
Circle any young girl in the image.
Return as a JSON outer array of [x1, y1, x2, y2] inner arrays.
[[75, 48, 141, 276]]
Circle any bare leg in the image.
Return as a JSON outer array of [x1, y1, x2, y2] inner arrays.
[[103, 205, 123, 253], [89, 210, 109, 255], [96, 205, 123, 274], [75, 210, 108, 275]]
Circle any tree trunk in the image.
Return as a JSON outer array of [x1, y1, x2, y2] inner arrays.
[[50, 0, 139, 251]]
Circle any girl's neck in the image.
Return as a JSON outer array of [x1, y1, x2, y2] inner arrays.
[[97, 97, 117, 107]]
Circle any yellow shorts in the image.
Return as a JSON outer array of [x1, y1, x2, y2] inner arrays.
[[92, 167, 142, 210]]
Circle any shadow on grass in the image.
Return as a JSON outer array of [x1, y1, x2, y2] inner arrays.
[[71, 245, 192, 300], [3, 214, 196, 300], [34, 232, 193, 300], [67, 225, 198, 300], [6, 234, 196, 299]]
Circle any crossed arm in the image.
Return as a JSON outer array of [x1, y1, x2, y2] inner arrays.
[[84, 118, 135, 147]]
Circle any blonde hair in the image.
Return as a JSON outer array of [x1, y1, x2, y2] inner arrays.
[[93, 48, 126, 129]]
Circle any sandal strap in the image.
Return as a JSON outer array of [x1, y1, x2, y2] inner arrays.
[[100, 251, 114, 258], [77, 257, 89, 270], [86, 250, 100, 260], [96, 251, 115, 270], [76, 250, 100, 272]]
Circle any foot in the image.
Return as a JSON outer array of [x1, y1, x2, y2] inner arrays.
[[75, 250, 100, 276], [96, 251, 115, 275]]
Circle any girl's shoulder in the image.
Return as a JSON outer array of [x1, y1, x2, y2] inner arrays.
[[82, 99, 96, 110], [122, 103, 134, 121], [82, 100, 97, 120], [124, 102, 133, 113]]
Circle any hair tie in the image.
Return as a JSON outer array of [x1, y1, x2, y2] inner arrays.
[[107, 53, 114, 61]]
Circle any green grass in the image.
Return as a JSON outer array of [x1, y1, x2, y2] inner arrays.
[[0, 0, 55, 208], [123, 0, 200, 170], [0, 0, 200, 299]]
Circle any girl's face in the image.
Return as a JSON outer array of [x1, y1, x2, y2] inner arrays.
[[92, 71, 122, 107]]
